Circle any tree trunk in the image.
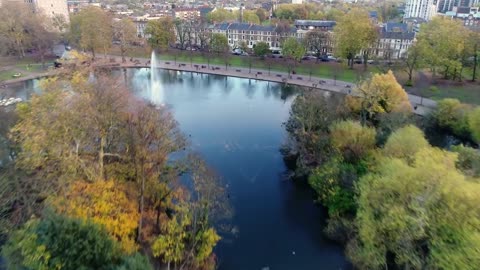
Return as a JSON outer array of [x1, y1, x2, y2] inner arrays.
[[473, 45, 478, 82], [99, 135, 105, 180], [121, 44, 126, 63], [363, 51, 368, 71], [91, 48, 96, 60], [137, 161, 145, 242]]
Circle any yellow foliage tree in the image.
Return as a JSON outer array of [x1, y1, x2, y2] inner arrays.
[[52, 180, 139, 253], [348, 71, 412, 119], [383, 125, 429, 163], [330, 120, 376, 161]]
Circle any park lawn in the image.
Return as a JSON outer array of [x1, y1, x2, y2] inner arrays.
[[0, 70, 21, 82], [423, 85, 480, 105], [15, 63, 49, 73]]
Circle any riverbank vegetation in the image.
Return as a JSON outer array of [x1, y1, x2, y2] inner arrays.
[[0, 68, 230, 270], [285, 70, 480, 269]]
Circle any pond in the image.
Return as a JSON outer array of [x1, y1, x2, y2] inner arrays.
[[5, 69, 350, 270]]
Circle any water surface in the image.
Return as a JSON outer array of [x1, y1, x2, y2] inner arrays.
[[7, 69, 350, 270]]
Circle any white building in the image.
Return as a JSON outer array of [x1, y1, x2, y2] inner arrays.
[[404, 0, 437, 21], [34, 0, 70, 22], [292, 0, 303, 3]]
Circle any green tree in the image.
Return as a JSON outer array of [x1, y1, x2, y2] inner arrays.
[[452, 144, 480, 177], [253, 41, 270, 59], [209, 33, 229, 54], [113, 18, 137, 63], [383, 125, 429, 163], [416, 17, 470, 80], [468, 107, 480, 143], [206, 8, 236, 23], [432, 98, 472, 138], [402, 43, 424, 86], [145, 17, 175, 51], [3, 213, 122, 270], [241, 10, 260, 24], [330, 120, 376, 162], [282, 37, 306, 76], [349, 147, 480, 269], [69, 6, 113, 59], [334, 8, 377, 69]]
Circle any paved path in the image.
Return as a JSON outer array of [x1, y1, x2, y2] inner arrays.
[[2, 55, 436, 116]]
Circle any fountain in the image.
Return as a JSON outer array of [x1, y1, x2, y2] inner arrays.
[[150, 51, 163, 105]]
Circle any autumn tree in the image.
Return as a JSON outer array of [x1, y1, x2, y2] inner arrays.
[[69, 6, 113, 59], [282, 37, 306, 76], [240, 10, 260, 24], [113, 18, 137, 63], [330, 120, 376, 162], [468, 107, 480, 143], [348, 71, 412, 121], [52, 180, 139, 253], [145, 17, 175, 51], [304, 29, 330, 60], [256, 8, 268, 23], [349, 147, 480, 269], [334, 8, 378, 69]]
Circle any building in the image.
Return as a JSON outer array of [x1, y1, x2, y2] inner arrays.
[[173, 7, 200, 21], [294, 20, 336, 31], [0, 0, 70, 22], [292, 0, 303, 3], [404, 0, 437, 21], [437, 0, 479, 13], [374, 23, 415, 60], [445, 6, 480, 29], [211, 22, 295, 52]]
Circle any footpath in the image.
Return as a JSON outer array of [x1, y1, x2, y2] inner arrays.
[[2, 55, 436, 116]]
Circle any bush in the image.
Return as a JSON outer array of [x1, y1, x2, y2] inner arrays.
[[432, 98, 472, 138], [330, 120, 376, 162]]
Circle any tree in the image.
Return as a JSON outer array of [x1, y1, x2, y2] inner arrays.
[[206, 8, 236, 23], [416, 17, 470, 80], [432, 98, 472, 138], [349, 147, 480, 269], [30, 15, 58, 67], [52, 180, 139, 253], [253, 41, 270, 59], [330, 120, 376, 162], [210, 33, 230, 69], [383, 125, 429, 163], [241, 10, 260, 24], [209, 33, 229, 54], [452, 144, 480, 177], [145, 17, 175, 51], [113, 18, 137, 63], [347, 71, 412, 121], [69, 7, 112, 59], [304, 29, 330, 60], [256, 8, 268, 23], [282, 37, 306, 76], [402, 43, 424, 86], [0, 1, 32, 57], [468, 107, 480, 143], [334, 8, 378, 69], [2, 213, 124, 270]]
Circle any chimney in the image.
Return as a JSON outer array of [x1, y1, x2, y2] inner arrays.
[[240, 3, 244, 23]]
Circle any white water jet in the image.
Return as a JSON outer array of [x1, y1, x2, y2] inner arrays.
[[150, 51, 163, 104]]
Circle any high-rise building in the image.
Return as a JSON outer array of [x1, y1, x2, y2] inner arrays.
[[0, 0, 69, 22], [404, 0, 436, 21]]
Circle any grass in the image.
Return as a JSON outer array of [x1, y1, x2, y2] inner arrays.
[[15, 63, 50, 73], [418, 85, 480, 104], [112, 46, 363, 83], [0, 70, 22, 82]]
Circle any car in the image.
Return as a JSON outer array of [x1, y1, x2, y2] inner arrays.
[[65, 45, 72, 51], [327, 55, 336, 61]]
